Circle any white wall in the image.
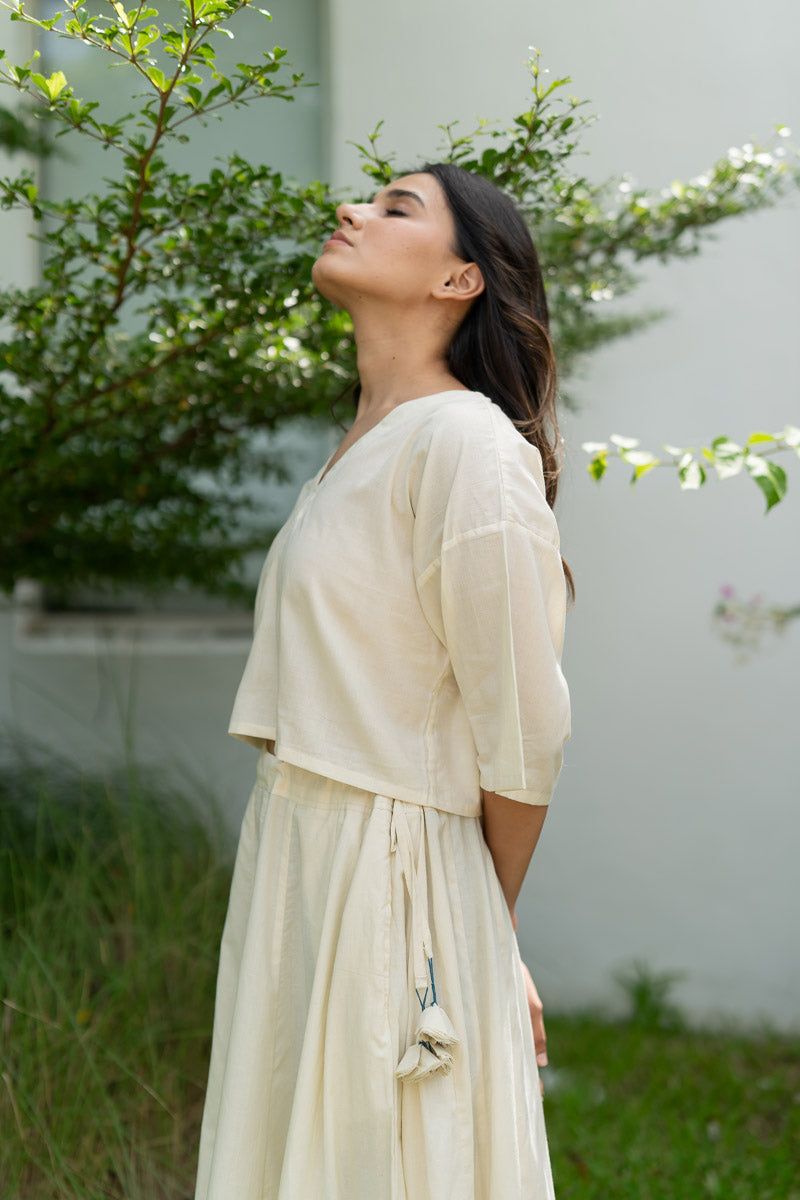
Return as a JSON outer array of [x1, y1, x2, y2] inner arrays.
[[518, 0, 799, 1030], [326, 0, 800, 1027], [325, 0, 543, 185]]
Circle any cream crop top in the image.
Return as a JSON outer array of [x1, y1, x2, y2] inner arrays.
[[229, 390, 570, 816]]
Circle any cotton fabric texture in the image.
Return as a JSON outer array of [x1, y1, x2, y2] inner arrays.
[[229, 390, 570, 811], [196, 390, 569, 1199], [194, 753, 555, 1200]]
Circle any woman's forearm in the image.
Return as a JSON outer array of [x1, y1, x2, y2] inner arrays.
[[481, 790, 548, 920]]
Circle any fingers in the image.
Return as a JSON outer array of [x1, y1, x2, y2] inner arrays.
[[520, 959, 548, 1096], [527, 972, 547, 1069]]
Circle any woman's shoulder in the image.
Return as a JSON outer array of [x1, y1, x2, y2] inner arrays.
[[416, 389, 496, 435], [416, 390, 545, 485], [417, 389, 535, 451], [408, 390, 556, 542]]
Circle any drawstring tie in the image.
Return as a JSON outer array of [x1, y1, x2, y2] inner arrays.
[[390, 800, 459, 1082]]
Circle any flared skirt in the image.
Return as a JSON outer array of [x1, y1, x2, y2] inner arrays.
[[194, 751, 554, 1200]]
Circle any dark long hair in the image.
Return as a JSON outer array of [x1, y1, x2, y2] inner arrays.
[[420, 163, 573, 599]]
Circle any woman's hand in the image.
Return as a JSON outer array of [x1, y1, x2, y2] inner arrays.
[[520, 959, 547, 1067], [508, 899, 548, 1096], [519, 957, 548, 1096]]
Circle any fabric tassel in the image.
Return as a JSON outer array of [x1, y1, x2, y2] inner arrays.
[[391, 800, 459, 1083], [395, 1040, 445, 1082], [416, 1001, 458, 1048], [395, 1002, 459, 1082]]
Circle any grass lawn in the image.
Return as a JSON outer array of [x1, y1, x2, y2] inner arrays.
[[543, 1016, 800, 1199], [1, 755, 798, 1198]]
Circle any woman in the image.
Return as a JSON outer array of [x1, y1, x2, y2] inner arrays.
[[195, 163, 571, 1200]]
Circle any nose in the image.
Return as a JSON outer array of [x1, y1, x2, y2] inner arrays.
[[336, 200, 366, 229]]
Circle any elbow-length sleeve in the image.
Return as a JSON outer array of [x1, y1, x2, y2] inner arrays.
[[413, 402, 571, 806]]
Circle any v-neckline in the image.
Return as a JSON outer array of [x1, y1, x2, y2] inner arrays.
[[316, 416, 389, 488], [315, 389, 469, 489]]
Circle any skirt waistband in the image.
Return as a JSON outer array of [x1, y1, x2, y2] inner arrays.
[[256, 748, 482, 819]]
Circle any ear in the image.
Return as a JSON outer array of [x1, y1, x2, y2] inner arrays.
[[433, 261, 485, 303]]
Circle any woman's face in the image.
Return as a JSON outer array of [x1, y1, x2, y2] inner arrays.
[[311, 173, 465, 311]]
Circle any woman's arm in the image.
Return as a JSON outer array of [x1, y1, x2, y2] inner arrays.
[[482, 789, 550, 1077], [481, 789, 548, 923]]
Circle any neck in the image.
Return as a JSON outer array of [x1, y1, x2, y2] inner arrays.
[[350, 303, 464, 417]]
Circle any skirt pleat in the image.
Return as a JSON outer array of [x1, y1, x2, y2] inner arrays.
[[194, 752, 554, 1200]]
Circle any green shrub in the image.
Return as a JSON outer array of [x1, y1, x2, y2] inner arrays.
[[0, 753, 232, 1199]]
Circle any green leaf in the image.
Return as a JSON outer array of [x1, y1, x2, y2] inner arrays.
[[745, 455, 787, 512], [47, 70, 68, 99], [622, 449, 660, 481], [709, 439, 745, 480], [587, 452, 608, 482], [145, 66, 168, 92], [134, 28, 160, 54], [678, 455, 706, 490], [713, 455, 745, 481], [746, 430, 777, 445], [31, 70, 69, 102]]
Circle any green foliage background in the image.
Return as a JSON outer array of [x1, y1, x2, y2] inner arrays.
[[1, 0, 798, 598]]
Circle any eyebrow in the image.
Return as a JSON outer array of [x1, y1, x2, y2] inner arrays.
[[372, 187, 426, 208]]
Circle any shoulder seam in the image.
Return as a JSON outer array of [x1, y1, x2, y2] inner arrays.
[[415, 518, 562, 589]]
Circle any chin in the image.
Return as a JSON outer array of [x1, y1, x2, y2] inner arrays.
[[311, 257, 347, 308]]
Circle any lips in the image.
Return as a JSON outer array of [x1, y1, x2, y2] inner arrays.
[[326, 230, 352, 247]]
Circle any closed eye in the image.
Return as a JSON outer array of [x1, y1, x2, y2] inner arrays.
[[384, 207, 408, 217]]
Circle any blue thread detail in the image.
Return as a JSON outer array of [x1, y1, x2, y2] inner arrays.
[[428, 957, 438, 1006], [415, 959, 438, 1012]]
